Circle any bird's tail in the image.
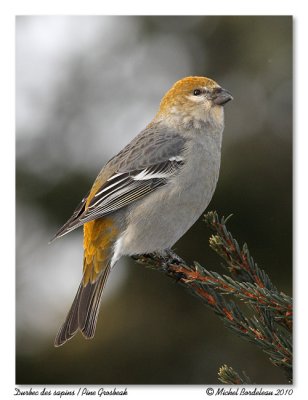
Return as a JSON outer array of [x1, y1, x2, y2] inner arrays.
[[54, 264, 111, 347]]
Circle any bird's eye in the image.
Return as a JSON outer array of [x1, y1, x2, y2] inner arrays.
[[193, 89, 202, 96]]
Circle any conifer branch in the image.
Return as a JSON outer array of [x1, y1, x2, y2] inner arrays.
[[218, 364, 252, 385], [204, 212, 276, 291], [133, 211, 293, 383]]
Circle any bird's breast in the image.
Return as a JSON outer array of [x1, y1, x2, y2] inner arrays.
[[175, 132, 222, 204], [119, 131, 223, 255]]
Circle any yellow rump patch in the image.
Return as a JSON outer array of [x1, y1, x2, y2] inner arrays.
[[83, 217, 118, 285]]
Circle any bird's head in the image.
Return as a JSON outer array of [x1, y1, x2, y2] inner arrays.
[[155, 76, 233, 130]]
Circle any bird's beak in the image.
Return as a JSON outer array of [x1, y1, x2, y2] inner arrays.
[[212, 87, 233, 106]]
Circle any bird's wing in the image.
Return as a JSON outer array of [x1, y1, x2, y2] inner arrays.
[[51, 129, 186, 241]]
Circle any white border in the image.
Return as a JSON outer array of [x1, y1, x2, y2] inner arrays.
[[2, 1, 307, 399]]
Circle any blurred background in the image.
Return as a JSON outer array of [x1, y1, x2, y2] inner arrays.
[[16, 16, 292, 384]]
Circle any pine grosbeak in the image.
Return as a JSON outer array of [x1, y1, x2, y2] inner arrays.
[[52, 76, 233, 346]]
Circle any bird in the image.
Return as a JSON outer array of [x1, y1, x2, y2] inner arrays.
[[51, 76, 233, 347]]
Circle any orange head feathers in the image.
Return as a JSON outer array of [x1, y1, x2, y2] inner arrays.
[[154, 76, 232, 127]]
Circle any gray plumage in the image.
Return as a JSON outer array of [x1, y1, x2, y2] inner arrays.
[[117, 122, 223, 258], [51, 128, 186, 240], [54, 265, 110, 346], [52, 76, 233, 346]]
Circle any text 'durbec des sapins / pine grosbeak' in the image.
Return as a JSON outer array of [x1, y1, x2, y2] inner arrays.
[[51, 76, 233, 346]]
